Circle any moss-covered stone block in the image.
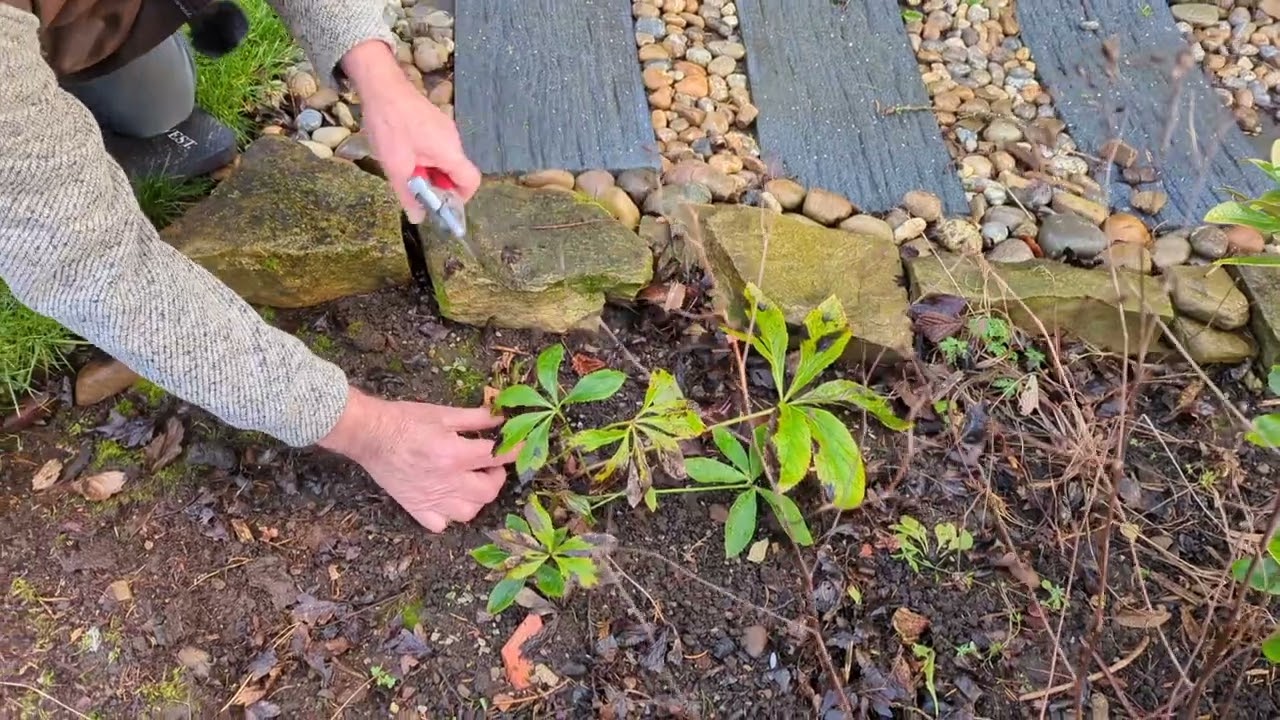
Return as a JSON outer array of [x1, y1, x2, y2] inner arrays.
[[160, 135, 407, 308], [423, 181, 653, 333], [906, 254, 1174, 355]]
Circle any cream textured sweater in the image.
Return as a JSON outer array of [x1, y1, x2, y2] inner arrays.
[[0, 2, 398, 446]]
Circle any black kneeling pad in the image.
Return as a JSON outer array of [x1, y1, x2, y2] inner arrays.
[[103, 108, 237, 183]]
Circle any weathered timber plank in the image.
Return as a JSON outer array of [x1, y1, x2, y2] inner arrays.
[[737, 0, 967, 215], [454, 0, 658, 175], [1017, 0, 1272, 224]]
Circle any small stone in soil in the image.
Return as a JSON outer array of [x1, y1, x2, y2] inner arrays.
[[1225, 225, 1266, 254], [1103, 213, 1151, 246], [574, 169, 615, 199], [300, 140, 334, 159], [1152, 233, 1193, 269], [520, 169, 575, 191], [902, 190, 943, 222], [935, 219, 983, 254], [764, 178, 805, 210], [981, 221, 1010, 245], [1130, 190, 1168, 215], [1038, 213, 1108, 259], [893, 217, 927, 244], [987, 237, 1035, 263], [1190, 225, 1230, 259], [311, 126, 351, 149], [801, 188, 855, 225], [1100, 242, 1153, 274], [617, 168, 661, 204], [839, 214, 895, 243], [742, 625, 768, 658], [295, 108, 324, 133]]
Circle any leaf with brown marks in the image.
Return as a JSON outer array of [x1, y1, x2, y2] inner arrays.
[[1114, 606, 1171, 629], [483, 385, 500, 408], [571, 353, 606, 376], [892, 607, 930, 645], [231, 518, 255, 543], [1018, 375, 1040, 416], [907, 295, 967, 343], [31, 459, 63, 491], [144, 416, 185, 471], [994, 551, 1040, 590], [74, 471, 126, 502], [105, 579, 133, 602]]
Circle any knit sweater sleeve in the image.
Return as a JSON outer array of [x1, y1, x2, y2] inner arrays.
[[0, 4, 350, 447], [266, 0, 400, 87]]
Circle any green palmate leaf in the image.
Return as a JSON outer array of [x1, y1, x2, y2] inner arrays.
[[487, 577, 525, 614], [1214, 255, 1280, 267], [516, 417, 553, 473], [1270, 536, 1280, 564], [564, 369, 627, 405], [563, 493, 595, 521], [1263, 629, 1280, 664], [787, 295, 852, 399], [497, 410, 553, 454], [773, 404, 812, 491], [1246, 414, 1280, 448], [597, 432, 633, 480], [748, 424, 768, 479], [536, 344, 565, 402], [505, 514, 532, 534], [524, 495, 555, 548], [644, 486, 658, 511], [803, 407, 865, 509], [742, 283, 790, 394], [759, 488, 814, 546], [1204, 201, 1280, 235], [1269, 366, 1280, 397], [569, 426, 628, 451], [712, 426, 752, 476], [641, 368, 684, 412], [794, 379, 910, 431], [534, 563, 566, 598], [637, 408, 705, 440], [725, 489, 759, 558], [495, 385, 554, 410], [554, 556, 598, 587], [470, 544, 511, 569], [556, 536, 595, 556], [1231, 556, 1280, 594], [508, 555, 549, 579], [685, 457, 748, 484]]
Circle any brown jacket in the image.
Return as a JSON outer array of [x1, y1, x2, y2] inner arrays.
[[1, 0, 208, 80]]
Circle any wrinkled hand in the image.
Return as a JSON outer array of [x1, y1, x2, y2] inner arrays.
[[318, 387, 518, 532], [342, 40, 480, 223]]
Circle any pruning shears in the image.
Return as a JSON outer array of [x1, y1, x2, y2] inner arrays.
[[408, 166, 475, 256]]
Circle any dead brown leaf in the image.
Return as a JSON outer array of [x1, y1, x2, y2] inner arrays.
[[231, 518, 255, 543], [571, 353, 606, 376], [1114, 606, 1171, 630], [892, 607, 930, 645], [74, 471, 127, 502], [105, 579, 133, 602], [144, 416, 185, 471], [483, 385, 500, 408], [1018, 375, 1040, 416], [31, 459, 63, 491], [994, 551, 1041, 590]]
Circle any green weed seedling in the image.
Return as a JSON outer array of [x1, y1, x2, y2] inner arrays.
[[1040, 579, 1068, 611], [913, 644, 939, 714], [891, 515, 973, 573], [369, 665, 397, 690], [494, 343, 627, 474], [470, 495, 615, 615], [1229, 534, 1280, 664]]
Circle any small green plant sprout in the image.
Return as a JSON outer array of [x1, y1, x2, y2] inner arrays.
[[727, 285, 909, 510], [937, 336, 968, 365], [1204, 139, 1280, 247], [369, 665, 397, 690], [1230, 534, 1280, 664], [569, 368, 706, 509], [494, 344, 627, 474], [891, 516, 974, 572], [954, 640, 979, 659], [685, 424, 812, 556], [1040, 579, 1068, 611], [969, 315, 1012, 359], [470, 495, 615, 615], [913, 643, 939, 714]]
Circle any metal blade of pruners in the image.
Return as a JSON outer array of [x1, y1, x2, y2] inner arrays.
[[408, 166, 475, 257]]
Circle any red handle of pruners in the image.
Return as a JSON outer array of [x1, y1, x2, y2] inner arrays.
[[413, 166, 455, 191]]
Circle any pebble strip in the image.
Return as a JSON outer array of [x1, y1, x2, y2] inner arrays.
[[1171, 0, 1280, 134]]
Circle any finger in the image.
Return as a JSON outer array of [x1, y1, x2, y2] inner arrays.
[[442, 151, 482, 201], [453, 467, 507, 504], [391, 176, 427, 225], [440, 497, 487, 524], [436, 405, 505, 432], [381, 154, 427, 224], [452, 436, 515, 469], [410, 506, 449, 533]]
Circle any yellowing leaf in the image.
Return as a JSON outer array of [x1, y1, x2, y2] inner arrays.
[[1113, 606, 1171, 629], [772, 405, 812, 491], [746, 539, 769, 564]]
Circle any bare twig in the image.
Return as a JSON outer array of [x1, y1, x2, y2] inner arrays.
[[0, 682, 93, 719], [1018, 636, 1150, 702]]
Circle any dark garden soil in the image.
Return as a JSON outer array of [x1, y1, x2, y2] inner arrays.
[[2, 278, 1279, 719]]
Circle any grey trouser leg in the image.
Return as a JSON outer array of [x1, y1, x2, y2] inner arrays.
[[64, 33, 197, 139]]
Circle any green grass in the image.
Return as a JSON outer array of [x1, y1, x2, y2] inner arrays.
[[132, 175, 214, 229], [191, 0, 301, 144], [0, 281, 82, 409]]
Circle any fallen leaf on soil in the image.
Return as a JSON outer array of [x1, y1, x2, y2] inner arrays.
[[105, 579, 132, 602], [245, 648, 279, 683], [1114, 606, 1171, 629], [144, 416, 185, 471], [532, 663, 561, 688], [492, 694, 518, 713], [31, 459, 63, 491], [1018, 375, 1040, 416], [2, 391, 57, 432], [74, 471, 126, 502], [231, 518, 255, 543], [501, 613, 544, 690], [571, 353, 606, 375], [177, 646, 212, 679], [890, 651, 916, 693], [891, 608, 929, 645], [93, 409, 155, 447], [244, 701, 282, 720], [907, 294, 967, 342], [291, 594, 341, 624], [746, 539, 769, 563], [994, 552, 1041, 590]]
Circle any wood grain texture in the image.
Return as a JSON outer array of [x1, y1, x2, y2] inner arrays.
[[1017, 0, 1272, 224], [737, 0, 967, 214], [455, 0, 658, 175]]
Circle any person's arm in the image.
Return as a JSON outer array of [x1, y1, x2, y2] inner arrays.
[[264, 0, 399, 89], [0, 4, 349, 447]]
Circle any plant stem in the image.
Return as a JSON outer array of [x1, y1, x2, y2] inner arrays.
[[703, 407, 776, 432], [589, 482, 756, 510]]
